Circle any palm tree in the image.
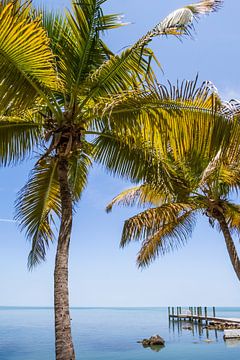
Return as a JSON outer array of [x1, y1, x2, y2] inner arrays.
[[106, 83, 240, 280], [0, 1, 223, 359]]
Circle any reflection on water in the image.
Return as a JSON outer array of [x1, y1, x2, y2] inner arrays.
[[148, 345, 165, 352], [141, 343, 165, 352], [169, 317, 219, 343], [225, 339, 240, 348]]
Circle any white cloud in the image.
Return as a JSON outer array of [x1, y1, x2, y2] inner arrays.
[[0, 218, 17, 223]]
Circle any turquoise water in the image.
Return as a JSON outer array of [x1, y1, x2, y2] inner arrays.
[[0, 307, 240, 359]]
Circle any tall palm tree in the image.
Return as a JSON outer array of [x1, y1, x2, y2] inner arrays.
[[106, 83, 240, 280], [0, 1, 223, 359]]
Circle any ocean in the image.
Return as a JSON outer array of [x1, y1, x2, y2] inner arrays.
[[0, 307, 240, 359]]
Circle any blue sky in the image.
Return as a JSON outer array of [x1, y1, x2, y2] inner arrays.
[[1, 0, 240, 307]]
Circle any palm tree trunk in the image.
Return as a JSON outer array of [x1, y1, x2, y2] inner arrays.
[[54, 157, 75, 360], [217, 213, 240, 281]]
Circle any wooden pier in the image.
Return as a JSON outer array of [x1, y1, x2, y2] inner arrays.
[[168, 306, 240, 325]]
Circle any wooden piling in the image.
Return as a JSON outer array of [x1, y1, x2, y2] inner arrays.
[[204, 307, 208, 325], [168, 305, 227, 328]]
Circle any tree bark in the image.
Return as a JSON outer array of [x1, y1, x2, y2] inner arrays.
[[217, 213, 240, 281], [54, 158, 75, 360]]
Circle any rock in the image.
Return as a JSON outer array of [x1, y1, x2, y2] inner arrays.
[[149, 335, 165, 346], [138, 335, 165, 347]]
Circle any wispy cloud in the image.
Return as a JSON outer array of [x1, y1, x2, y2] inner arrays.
[[0, 218, 17, 223]]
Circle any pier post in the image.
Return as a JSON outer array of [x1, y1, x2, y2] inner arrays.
[[197, 307, 199, 322], [213, 307, 216, 317], [204, 307, 208, 325], [190, 307, 193, 322]]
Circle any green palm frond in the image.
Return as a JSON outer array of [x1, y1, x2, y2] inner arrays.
[[52, 0, 124, 105], [79, 0, 222, 104], [137, 210, 196, 267], [0, 2, 58, 112], [69, 148, 92, 204], [79, 45, 156, 101], [0, 116, 41, 166], [15, 158, 61, 268], [93, 130, 152, 183]]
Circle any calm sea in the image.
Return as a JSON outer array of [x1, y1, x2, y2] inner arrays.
[[0, 307, 240, 360]]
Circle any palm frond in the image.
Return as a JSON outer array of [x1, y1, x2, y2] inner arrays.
[[224, 202, 240, 233], [0, 2, 58, 111], [51, 0, 124, 105], [120, 202, 195, 247], [15, 158, 61, 268], [93, 130, 152, 183], [155, 0, 222, 39], [92, 79, 234, 187], [79, 45, 156, 102], [0, 116, 41, 166], [137, 211, 196, 267], [69, 147, 92, 204], [221, 99, 240, 119], [186, 0, 222, 14], [219, 165, 240, 188], [106, 184, 173, 213], [79, 0, 221, 104]]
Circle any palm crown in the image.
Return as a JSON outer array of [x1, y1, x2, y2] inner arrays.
[[107, 89, 240, 280]]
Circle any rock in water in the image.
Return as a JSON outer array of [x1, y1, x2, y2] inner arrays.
[[138, 335, 165, 347]]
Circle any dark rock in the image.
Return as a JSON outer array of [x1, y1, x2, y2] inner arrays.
[[138, 335, 165, 348]]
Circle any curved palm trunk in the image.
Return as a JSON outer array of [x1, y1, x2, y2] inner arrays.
[[217, 213, 240, 281], [54, 158, 75, 360]]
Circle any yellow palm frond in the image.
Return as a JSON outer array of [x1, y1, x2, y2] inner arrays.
[[0, 2, 57, 111], [137, 211, 196, 267], [120, 202, 196, 247], [93, 79, 233, 187], [106, 184, 174, 213], [224, 202, 240, 233]]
